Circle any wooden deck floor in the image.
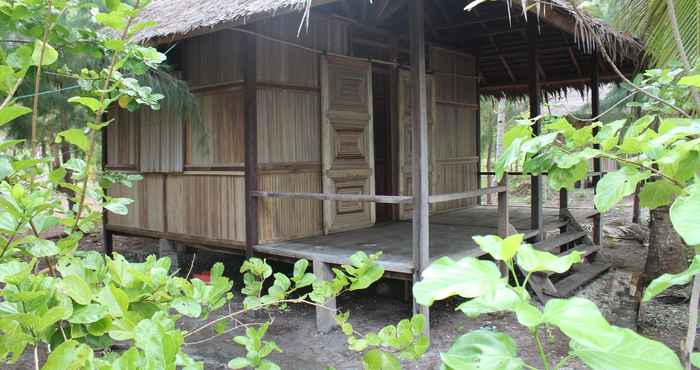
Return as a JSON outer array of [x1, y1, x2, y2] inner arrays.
[[254, 206, 582, 275]]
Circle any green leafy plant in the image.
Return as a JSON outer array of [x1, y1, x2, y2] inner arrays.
[[413, 234, 683, 370]]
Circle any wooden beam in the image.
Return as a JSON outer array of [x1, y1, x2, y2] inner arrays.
[[568, 47, 582, 76], [591, 50, 603, 246], [244, 33, 258, 258], [499, 55, 517, 82], [431, 0, 452, 25], [376, 0, 406, 23], [435, 15, 508, 31], [428, 186, 506, 204], [251, 191, 413, 204], [528, 20, 544, 242], [410, 0, 430, 336]]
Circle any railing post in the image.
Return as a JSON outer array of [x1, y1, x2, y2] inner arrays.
[[410, 0, 430, 337], [244, 32, 259, 257], [497, 175, 509, 238]]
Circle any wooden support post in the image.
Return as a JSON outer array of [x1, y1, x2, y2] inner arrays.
[[101, 120, 113, 257], [410, 0, 430, 336], [558, 188, 569, 234], [158, 239, 179, 274], [475, 52, 482, 205], [497, 175, 509, 238], [528, 20, 544, 241], [591, 51, 603, 246], [244, 32, 259, 258], [313, 260, 337, 333]]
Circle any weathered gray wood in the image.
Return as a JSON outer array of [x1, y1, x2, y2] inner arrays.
[[244, 32, 258, 258], [553, 261, 611, 297], [590, 51, 603, 246], [313, 260, 337, 333], [533, 231, 587, 253], [410, 0, 430, 335], [429, 186, 506, 204], [497, 176, 509, 238], [251, 191, 412, 204], [609, 270, 641, 330], [528, 20, 544, 242]]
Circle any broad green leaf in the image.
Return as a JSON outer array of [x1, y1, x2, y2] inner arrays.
[[495, 138, 523, 181], [345, 251, 384, 291], [595, 119, 625, 151], [104, 198, 134, 215], [48, 167, 66, 185], [171, 297, 202, 318], [68, 304, 109, 324], [638, 180, 682, 209], [97, 285, 129, 317], [440, 330, 524, 370], [95, 11, 127, 30], [363, 349, 401, 370], [571, 326, 682, 370], [0, 104, 31, 126], [521, 132, 558, 154], [413, 257, 504, 306], [643, 255, 700, 301], [456, 285, 523, 317], [679, 74, 700, 88], [27, 239, 58, 258], [516, 245, 581, 274], [56, 128, 90, 151], [545, 117, 575, 136], [472, 234, 523, 262], [503, 124, 532, 149], [548, 160, 588, 190], [543, 298, 618, 349], [67, 96, 102, 113], [42, 340, 94, 370], [31, 40, 59, 66], [228, 358, 252, 369], [59, 275, 93, 305], [691, 353, 700, 368], [594, 167, 651, 213], [670, 185, 700, 245]]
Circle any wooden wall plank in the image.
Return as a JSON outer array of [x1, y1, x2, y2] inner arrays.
[[139, 108, 184, 172], [166, 175, 246, 242], [106, 174, 165, 231], [181, 31, 244, 88], [187, 89, 245, 166], [106, 108, 139, 168]]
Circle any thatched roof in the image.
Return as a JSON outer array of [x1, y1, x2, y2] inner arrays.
[[135, 0, 644, 97], [135, 0, 313, 42]]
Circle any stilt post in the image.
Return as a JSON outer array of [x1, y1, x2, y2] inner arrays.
[[244, 32, 259, 258], [528, 20, 544, 241], [591, 51, 603, 245], [101, 118, 113, 257], [410, 0, 430, 336]]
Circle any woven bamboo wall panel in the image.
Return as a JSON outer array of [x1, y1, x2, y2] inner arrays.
[[257, 88, 321, 164], [139, 108, 184, 172], [255, 13, 349, 87], [106, 174, 164, 231], [107, 109, 139, 167], [258, 171, 322, 242], [430, 47, 477, 105], [187, 89, 245, 166], [181, 31, 244, 88], [166, 175, 246, 242]]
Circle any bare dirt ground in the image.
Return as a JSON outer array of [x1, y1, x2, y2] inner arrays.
[[6, 193, 694, 369]]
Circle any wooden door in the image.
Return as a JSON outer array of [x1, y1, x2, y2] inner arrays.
[[321, 55, 375, 234], [397, 70, 436, 220]]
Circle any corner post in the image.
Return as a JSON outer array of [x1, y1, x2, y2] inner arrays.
[[591, 50, 603, 245], [244, 32, 259, 257], [528, 20, 544, 241], [101, 117, 113, 257], [410, 0, 430, 335]]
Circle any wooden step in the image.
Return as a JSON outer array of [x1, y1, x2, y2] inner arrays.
[[549, 261, 611, 297], [533, 231, 587, 252], [565, 244, 600, 259]]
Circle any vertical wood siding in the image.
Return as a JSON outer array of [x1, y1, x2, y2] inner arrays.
[[166, 175, 246, 242], [139, 108, 184, 172], [106, 108, 139, 168], [186, 89, 245, 166], [181, 31, 244, 88], [107, 174, 164, 231], [430, 47, 479, 212]]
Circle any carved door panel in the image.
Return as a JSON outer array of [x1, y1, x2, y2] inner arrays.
[[321, 55, 375, 234], [397, 69, 436, 220]]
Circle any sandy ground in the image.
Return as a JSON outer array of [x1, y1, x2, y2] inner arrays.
[[5, 194, 695, 369]]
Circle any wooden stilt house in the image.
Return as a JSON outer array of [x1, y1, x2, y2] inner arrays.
[[104, 0, 642, 333]]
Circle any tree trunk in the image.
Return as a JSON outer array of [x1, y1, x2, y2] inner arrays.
[[644, 206, 688, 282]]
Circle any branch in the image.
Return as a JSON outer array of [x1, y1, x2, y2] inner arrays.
[[685, 275, 700, 369]]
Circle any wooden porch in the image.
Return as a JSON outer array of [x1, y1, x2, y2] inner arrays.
[[254, 205, 597, 276]]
